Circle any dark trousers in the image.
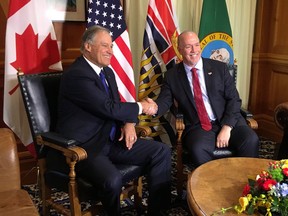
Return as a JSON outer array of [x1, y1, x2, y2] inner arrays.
[[182, 122, 259, 167], [76, 136, 171, 216]]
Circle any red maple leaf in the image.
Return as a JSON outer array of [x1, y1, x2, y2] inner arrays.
[[11, 24, 61, 74]]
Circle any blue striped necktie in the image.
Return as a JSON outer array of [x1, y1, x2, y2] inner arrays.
[[99, 70, 110, 95], [99, 70, 116, 141]]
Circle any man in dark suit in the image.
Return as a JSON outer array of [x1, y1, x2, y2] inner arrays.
[[155, 30, 259, 167], [54, 25, 171, 216]]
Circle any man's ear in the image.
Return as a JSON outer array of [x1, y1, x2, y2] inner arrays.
[[85, 42, 92, 52]]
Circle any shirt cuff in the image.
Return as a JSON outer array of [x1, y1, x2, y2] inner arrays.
[[137, 102, 142, 115], [222, 124, 233, 129]]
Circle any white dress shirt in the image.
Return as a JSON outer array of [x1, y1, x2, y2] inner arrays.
[[183, 58, 216, 121], [83, 55, 142, 114]]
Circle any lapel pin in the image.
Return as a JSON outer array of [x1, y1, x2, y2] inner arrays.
[[208, 72, 212, 75]]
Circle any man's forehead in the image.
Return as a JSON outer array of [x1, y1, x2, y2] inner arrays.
[[182, 38, 199, 44], [95, 32, 112, 42]]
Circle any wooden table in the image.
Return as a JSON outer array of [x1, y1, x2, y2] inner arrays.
[[187, 157, 274, 216]]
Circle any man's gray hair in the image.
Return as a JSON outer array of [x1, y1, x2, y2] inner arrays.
[[80, 25, 110, 53]]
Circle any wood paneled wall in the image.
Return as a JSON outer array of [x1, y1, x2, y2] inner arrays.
[[250, 0, 288, 143]]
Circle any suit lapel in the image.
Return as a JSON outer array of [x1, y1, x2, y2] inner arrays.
[[79, 56, 119, 101], [102, 68, 120, 101], [80, 56, 108, 94], [202, 58, 214, 97], [177, 63, 196, 107]]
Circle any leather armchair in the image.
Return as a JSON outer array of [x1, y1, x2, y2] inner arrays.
[[274, 102, 288, 160], [17, 71, 151, 216], [0, 128, 39, 215]]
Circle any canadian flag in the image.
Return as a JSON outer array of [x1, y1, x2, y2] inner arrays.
[[3, 0, 62, 158]]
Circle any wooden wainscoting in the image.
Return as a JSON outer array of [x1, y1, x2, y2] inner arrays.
[[250, 54, 288, 143], [250, 0, 288, 143]]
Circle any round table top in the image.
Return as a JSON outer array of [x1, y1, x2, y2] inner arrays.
[[187, 157, 274, 216]]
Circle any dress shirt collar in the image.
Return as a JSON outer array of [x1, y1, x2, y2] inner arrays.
[[83, 55, 102, 75], [183, 57, 203, 74]]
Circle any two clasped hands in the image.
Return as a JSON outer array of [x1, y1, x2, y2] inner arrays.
[[139, 97, 158, 116], [119, 98, 158, 150]]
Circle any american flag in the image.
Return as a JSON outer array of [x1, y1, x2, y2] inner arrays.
[[138, 0, 181, 143], [87, 0, 136, 102]]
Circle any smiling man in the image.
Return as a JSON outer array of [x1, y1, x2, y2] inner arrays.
[[154, 30, 259, 167], [48, 25, 171, 216]]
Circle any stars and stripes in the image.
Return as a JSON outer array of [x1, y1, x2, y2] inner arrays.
[[87, 0, 136, 102]]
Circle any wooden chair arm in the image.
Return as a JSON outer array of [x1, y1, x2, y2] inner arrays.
[[36, 124, 152, 162], [135, 125, 152, 137], [246, 118, 258, 130], [37, 135, 87, 215], [36, 135, 87, 162], [241, 108, 258, 129]]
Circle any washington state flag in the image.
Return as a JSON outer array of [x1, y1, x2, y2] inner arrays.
[[198, 0, 234, 65]]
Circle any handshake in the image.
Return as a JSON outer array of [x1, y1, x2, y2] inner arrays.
[[139, 98, 158, 115]]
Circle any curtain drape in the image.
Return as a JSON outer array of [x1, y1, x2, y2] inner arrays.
[[124, 0, 257, 108]]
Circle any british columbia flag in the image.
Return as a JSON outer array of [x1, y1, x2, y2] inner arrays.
[[138, 0, 181, 143], [87, 0, 136, 102]]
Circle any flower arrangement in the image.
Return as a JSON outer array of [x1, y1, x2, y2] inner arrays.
[[212, 159, 288, 216]]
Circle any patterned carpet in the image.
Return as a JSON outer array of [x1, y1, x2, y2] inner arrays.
[[22, 137, 278, 216]]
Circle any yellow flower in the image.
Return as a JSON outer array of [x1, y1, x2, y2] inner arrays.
[[213, 160, 288, 215], [265, 209, 272, 216], [238, 196, 249, 212], [247, 194, 252, 201], [281, 159, 288, 169]]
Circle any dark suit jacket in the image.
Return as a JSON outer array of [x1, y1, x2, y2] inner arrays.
[[56, 56, 139, 147], [156, 58, 247, 132]]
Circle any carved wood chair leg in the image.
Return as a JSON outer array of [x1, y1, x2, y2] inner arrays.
[[38, 159, 51, 216], [137, 176, 143, 199], [176, 145, 184, 198], [41, 184, 51, 216], [175, 115, 185, 198], [68, 160, 82, 216], [134, 177, 145, 214]]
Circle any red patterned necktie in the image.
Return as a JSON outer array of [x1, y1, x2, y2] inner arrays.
[[191, 68, 212, 131]]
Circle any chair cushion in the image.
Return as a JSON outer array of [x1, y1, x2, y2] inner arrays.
[[45, 164, 143, 201], [182, 147, 234, 169], [45, 146, 144, 200]]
